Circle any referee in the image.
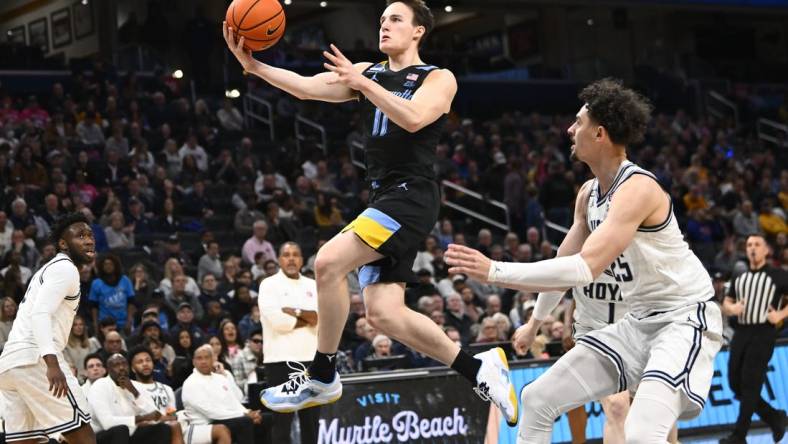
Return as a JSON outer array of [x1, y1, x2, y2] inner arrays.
[[720, 233, 788, 444]]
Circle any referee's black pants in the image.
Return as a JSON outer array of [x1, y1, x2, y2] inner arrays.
[[266, 360, 321, 444], [728, 324, 780, 437]]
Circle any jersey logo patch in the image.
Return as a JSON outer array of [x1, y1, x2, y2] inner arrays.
[[406, 73, 419, 81]]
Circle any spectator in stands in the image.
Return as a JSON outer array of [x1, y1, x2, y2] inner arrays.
[[479, 294, 503, 324], [90, 253, 135, 332], [230, 328, 263, 395], [474, 317, 501, 344], [759, 199, 787, 236], [179, 133, 208, 172], [313, 192, 345, 228], [238, 304, 262, 342], [9, 200, 37, 242], [234, 194, 264, 238], [135, 320, 176, 364], [104, 211, 135, 249], [96, 331, 127, 364], [733, 200, 759, 237], [444, 292, 473, 345], [88, 353, 181, 442], [1, 249, 32, 287], [164, 275, 204, 321], [159, 258, 201, 298], [65, 314, 94, 379], [0, 296, 17, 348], [81, 353, 106, 392], [170, 329, 196, 389], [11, 145, 48, 190], [198, 240, 222, 282], [124, 198, 152, 240], [170, 302, 206, 348], [142, 336, 171, 385], [207, 334, 234, 375], [182, 179, 215, 220], [199, 272, 231, 313], [219, 319, 242, 362], [241, 220, 276, 266], [217, 98, 243, 132], [0, 211, 12, 257], [459, 287, 483, 323], [155, 198, 183, 234], [539, 161, 574, 230], [75, 110, 104, 145], [129, 263, 156, 310]]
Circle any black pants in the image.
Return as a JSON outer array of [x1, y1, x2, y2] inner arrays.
[[131, 423, 171, 443], [214, 417, 254, 444], [728, 324, 781, 437], [266, 361, 321, 444], [97, 425, 130, 444]]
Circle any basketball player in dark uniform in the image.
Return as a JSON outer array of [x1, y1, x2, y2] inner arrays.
[[224, 0, 517, 425]]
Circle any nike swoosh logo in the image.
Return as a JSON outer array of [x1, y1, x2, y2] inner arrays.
[[267, 23, 282, 36]]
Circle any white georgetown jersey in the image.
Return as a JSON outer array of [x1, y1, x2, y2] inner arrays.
[[572, 271, 629, 333], [586, 160, 713, 317], [0, 253, 81, 372]]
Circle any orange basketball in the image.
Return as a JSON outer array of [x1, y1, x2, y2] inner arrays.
[[226, 0, 286, 52]]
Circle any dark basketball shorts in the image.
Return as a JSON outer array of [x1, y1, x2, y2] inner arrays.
[[341, 176, 440, 291]]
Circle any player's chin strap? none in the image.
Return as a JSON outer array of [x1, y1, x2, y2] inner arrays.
[[488, 254, 594, 290]]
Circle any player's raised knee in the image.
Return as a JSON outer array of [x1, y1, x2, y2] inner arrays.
[[603, 395, 630, 423]]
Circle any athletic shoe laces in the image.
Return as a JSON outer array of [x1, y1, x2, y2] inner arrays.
[[283, 361, 310, 394]]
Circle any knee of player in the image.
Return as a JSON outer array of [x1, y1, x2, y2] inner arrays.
[[520, 382, 555, 418], [314, 249, 346, 280], [365, 305, 394, 331], [603, 396, 630, 423]]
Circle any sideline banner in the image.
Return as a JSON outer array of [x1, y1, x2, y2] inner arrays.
[[317, 343, 788, 443], [317, 372, 490, 443]]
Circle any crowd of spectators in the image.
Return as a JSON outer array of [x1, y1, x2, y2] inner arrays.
[[0, 65, 785, 401]]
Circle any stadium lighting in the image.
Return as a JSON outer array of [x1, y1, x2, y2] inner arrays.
[[81, 0, 88, 5], [173, 69, 184, 79], [444, 5, 453, 12], [284, 0, 292, 4], [225, 89, 241, 99], [320, 1, 327, 7]]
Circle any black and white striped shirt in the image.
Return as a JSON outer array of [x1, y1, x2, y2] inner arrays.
[[728, 266, 787, 325]]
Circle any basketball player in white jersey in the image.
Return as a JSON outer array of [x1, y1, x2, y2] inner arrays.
[[446, 79, 723, 443], [0, 213, 97, 443], [514, 274, 632, 444]]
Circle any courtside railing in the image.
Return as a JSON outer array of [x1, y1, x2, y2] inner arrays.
[[707, 90, 739, 128], [440, 180, 510, 232], [295, 114, 328, 155], [242, 92, 275, 141], [757, 117, 788, 148]]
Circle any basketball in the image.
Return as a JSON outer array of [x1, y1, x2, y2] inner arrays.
[[225, 0, 286, 52]]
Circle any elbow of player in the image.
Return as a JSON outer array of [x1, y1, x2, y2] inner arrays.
[[402, 118, 424, 133]]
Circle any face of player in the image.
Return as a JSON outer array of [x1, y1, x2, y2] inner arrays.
[[746, 235, 769, 267], [85, 358, 106, 382], [62, 222, 95, 266], [131, 352, 154, 381], [379, 2, 424, 55], [278, 244, 303, 279], [567, 105, 600, 163]]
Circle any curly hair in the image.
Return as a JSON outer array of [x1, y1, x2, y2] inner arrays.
[[49, 212, 90, 251], [578, 78, 652, 146]]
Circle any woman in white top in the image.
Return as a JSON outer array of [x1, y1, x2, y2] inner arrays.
[[0, 296, 17, 348], [158, 258, 200, 297], [64, 314, 95, 380]]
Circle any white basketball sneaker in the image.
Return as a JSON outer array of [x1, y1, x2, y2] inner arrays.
[[259, 362, 342, 413], [473, 347, 518, 426]]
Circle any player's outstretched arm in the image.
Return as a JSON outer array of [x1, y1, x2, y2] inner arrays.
[[448, 176, 665, 290], [322, 44, 457, 133], [223, 23, 369, 103]]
